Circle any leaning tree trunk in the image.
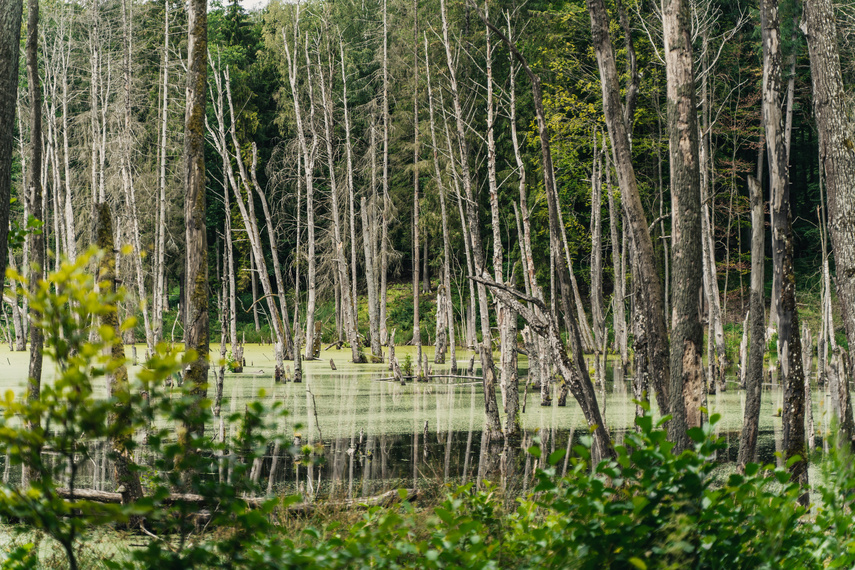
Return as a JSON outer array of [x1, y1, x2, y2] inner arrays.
[[803, 0, 855, 447], [182, 0, 209, 436], [474, 3, 609, 453], [662, 0, 705, 452], [586, 0, 671, 419]]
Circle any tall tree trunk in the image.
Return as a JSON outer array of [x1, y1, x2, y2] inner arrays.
[[182, 0, 209, 434], [282, 17, 318, 360], [340, 38, 358, 324], [0, 0, 21, 291], [95, 203, 144, 506], [442, 114, 477, 349], [317, 49, 363, 363], [153, 0, 169, 343], [379, 0, 390, 346], [485, 8, 510, 412], [606, 139, 627, 372], [699, 46, 726, 392], [762, 0, 806, 489], [120, 0, 155, 359], [590, 130, 605, 385], [251, 144, 293, 357], [441, 0, 501, 437], [663, 0, 704, 450], [412, 1, 422, 377], [803, 0, 855, 447], [738, 176, 766, 469], [586, 0, 670, 419], [362, 197, 382, 362], [424, 37, 453, 368], [473, 4, 613, 458], [22, 0, 43, 489]]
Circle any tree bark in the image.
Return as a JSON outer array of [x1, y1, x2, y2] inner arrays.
[[154, 0, 169, 344], [182, 0, 209, 434], [761, 0, 805, 489], [441, 0, 501, 436], [120, 0, 155, 360], [316, 49, 362, 363], [663, 0, 705, 450], [0, 0, 21, 294], [22, 0, 43, 489], [424, 36, 453, 368], [95, 204, 144, 506], [412, 2, 422, 377], [586, 0, 670, 419], [737, 176, 766, 469], [803, 0, 855, 448]]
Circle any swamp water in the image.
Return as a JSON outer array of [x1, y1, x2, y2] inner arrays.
[[0, 344, 833, 499]]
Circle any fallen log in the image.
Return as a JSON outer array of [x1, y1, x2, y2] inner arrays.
[[55, 487, 418, 512]]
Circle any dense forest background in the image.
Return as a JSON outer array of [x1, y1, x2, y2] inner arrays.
[[9, 0, 838, 353]]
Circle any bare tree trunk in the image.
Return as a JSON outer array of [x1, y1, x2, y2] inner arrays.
[[340, 38, 358, 324], [182, 0, 209, 434], [699, 32, 727, 394], [379, 0, 390, 346], [737, 176, 766, 469], [362, 197, 382, 362], [590, 130, 605, 386], [153, 0, 169, 343], [803, 0, 855, 448], [586, 0, 670, 419], [606, 140, 627, 371], [474, 4, 611, 456], [485, 10, 511, 413], [208, 62, 287, 373], [662, 0, 705, 450], [95, 203, 144, 506], [444, 119, 477, 350], [251, 144, 293, 358], [317, 49, 363, 363], [23, 0, 44, 489], [0, 0, 21, 291], [424, 39, 453, 368], [440, 0, 501, 436], [282, 18, 318, 360], [759, 0, 805, 490], [120, 0, 154, 359], [412, 3, 422, 377]]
